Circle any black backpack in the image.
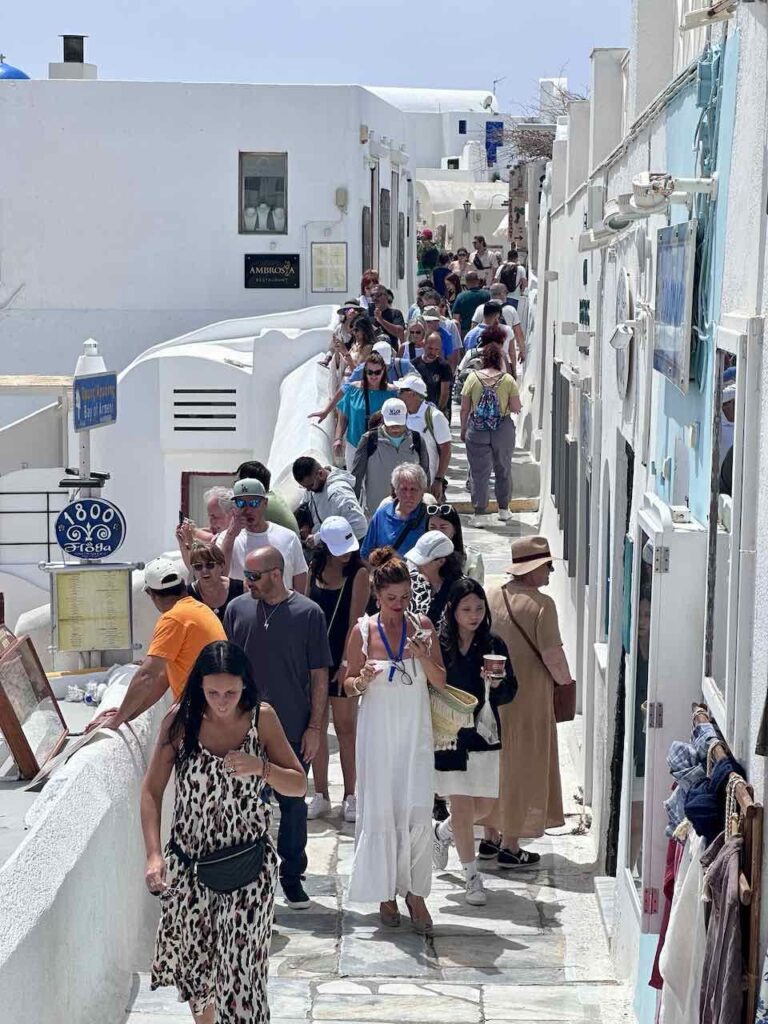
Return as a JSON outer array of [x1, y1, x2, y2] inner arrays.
[[365, 429, 423, 459], [499, 262, 521, 293]]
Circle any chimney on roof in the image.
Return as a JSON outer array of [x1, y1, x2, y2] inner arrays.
[[49, 35, 97, 80]]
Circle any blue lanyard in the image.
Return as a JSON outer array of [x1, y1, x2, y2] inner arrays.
[[377, 616, 407, 682]]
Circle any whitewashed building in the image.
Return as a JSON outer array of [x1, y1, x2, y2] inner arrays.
[[519, 1, 768, 1021]]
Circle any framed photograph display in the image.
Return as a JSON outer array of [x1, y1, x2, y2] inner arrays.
[[311, 242, 347, 293], [52, 566, 133, 653], [379, 188, 391, 248], [239, 152, 288, 234], [0, 636, 68, 779], [653, 220, 697, 394]]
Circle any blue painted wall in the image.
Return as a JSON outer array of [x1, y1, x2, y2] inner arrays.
[[653, 31, 739, 525]]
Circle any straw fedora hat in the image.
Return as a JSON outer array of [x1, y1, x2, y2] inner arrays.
[[508, 536, 554, 576]]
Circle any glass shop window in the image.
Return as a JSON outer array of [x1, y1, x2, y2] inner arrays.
[[239, 153, 288, 234]]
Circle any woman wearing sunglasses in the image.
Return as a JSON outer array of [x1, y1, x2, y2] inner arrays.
[[185, 541, 244, 622], [427, 503, 485, 585], [343, 546, 446, 934], [401, 317, 427, 361], [334, 351, 395, 470]]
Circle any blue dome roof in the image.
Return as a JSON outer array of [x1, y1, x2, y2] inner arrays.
[[0, 61, 30, 81]]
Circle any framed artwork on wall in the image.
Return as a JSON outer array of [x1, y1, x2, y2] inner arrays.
[[362, 206, 372, 273], [0, 636, 68, 779], [311, 242, 348, 293], [397, 213, 405, 279], [379, 188, 391, 248]]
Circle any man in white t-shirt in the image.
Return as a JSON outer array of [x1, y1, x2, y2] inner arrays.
[[393, 374, 452, 501], [470, 235, 500, 287], [218, 478, 307, 591], [494, 249, 528, 306]]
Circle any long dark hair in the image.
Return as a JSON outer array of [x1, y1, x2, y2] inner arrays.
[[351, 315, 376, 348], [362, 352, 388, 392], [428, 506, 465, 557], [168, 641, 262, 764], [309, 541, 363, 585], [438, 577, 493, 666]]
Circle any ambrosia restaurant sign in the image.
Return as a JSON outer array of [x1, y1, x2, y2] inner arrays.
[[244, 254, 300, 288]]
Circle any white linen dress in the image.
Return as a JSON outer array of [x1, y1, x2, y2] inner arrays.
[[347, 614, 434, 903]]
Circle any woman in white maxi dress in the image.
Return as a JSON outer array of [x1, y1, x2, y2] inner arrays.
[[344, 547, 446, 933]]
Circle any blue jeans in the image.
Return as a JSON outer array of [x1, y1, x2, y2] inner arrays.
[[273, 741, 309, 886]]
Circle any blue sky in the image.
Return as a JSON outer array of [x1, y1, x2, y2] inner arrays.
[[2, 0, 629, 113]]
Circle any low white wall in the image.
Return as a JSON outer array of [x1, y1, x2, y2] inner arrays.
[[268, 359, 336, 508], [0, 668, 168, 1024]]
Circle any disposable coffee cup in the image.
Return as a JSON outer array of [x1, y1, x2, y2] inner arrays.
[[483, 654, 506, 678]]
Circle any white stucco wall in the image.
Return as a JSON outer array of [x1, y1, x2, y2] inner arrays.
[[0, 669, 168, 1024]]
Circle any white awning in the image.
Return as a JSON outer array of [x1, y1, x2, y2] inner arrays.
[[416, 180, 509, 216]]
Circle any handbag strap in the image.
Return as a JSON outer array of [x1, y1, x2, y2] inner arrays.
[[501, 587, 550, 676], [392, 503, 426, 551], [326, 577, 349, 637]]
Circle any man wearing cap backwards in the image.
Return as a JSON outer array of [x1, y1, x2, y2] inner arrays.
[[351, 397, 430, 514], [485, 536, 573, 867], [394, 374, 452, 502], [291, 456, 368, 541], [86, 556, 225, 732], [218, 478, 308, 592], [450, 270, 491, 338], [224, 545, 332, 908]]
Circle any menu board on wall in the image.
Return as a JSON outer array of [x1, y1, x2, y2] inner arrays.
[[54, 568, 132, 652]]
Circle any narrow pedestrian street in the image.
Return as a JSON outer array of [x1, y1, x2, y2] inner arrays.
[[124, 510, 633, 1024]]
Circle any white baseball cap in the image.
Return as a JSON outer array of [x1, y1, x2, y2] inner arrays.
[[381, 397, 408, 427], [373, 340, 393, 366], [317, 516, 360, 556], [394, 373, 427, 398], [405, 530, 454, 566], [145, 556, 185, 591]]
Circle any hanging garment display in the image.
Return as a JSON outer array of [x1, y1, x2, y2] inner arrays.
[[699, 830, 743, 1024], [659, 832, 706, 1024], [664, 741, 707, 836], [684, 755, 746, 846]]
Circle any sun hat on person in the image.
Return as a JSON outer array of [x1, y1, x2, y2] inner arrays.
[[373, 339, 394, 365], [337, 299, 362, 314], [144, 556, 185, 591], [422, 306, 442, 322], [317, 516, 360, 557], [406, 531, 454, 566], [381, 398, 408, 427], [393, 374, 427, 397], [233, 478, 267, 498], [508, 536, 554, 576]]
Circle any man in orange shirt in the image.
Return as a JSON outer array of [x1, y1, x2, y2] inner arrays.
[[87, 556, 225, 731]]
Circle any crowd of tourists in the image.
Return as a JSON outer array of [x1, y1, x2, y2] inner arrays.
[[85, 246, 577, 1024]]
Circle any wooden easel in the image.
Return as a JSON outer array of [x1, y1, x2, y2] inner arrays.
[[693, 705, 763, 1023]]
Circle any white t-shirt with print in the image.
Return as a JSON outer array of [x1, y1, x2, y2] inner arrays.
[[219, 522, 308, 585], [406, 401, 452, 480], [471, 302, 521, 329]]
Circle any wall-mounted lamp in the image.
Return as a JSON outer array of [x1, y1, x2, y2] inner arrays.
[[463, 200, 472, 218]]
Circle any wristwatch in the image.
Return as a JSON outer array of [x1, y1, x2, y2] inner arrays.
[[434, 476, 447, 484]]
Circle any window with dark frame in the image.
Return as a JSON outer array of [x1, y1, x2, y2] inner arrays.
[[239, 152, 287, 234], [458, 119, 467, 135]]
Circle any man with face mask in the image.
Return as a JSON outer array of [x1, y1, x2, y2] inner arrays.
[[351, 398, 430, 515]]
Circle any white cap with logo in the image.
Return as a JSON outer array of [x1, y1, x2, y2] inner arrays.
[[381, 397, 408, 427], [317, 516, 360, 556], [405, 530, 454, 566]]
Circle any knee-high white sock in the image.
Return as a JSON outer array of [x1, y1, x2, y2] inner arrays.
[[437, 818, 453, 843], [462, 859, 479, 880]]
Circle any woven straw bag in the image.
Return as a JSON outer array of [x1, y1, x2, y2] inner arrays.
[[429, 684, 478, 751]]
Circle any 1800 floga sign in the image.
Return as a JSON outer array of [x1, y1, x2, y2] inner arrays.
[[55, 498, 126, 559], [244, 254, 300, 288]]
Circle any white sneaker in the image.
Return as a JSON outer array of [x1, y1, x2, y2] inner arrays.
[[432, 822, 451, 870], [468, 514, 488, 528], [497, 508, 512, 522], [465, 873, 487, 906], [307, 794, 332, 819], [343, 795, 357, 822]]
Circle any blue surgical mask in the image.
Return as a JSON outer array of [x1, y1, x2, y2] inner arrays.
[[386, 431, 406, 448]]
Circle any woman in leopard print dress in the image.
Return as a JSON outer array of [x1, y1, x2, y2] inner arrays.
[[141, 640, 307, 1024]]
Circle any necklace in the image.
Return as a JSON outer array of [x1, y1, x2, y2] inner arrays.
[[260, 599, 285, 631]]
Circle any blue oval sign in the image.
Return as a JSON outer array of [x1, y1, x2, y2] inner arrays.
[[55, 498, 126, 559]]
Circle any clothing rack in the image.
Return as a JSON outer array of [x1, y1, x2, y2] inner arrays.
[[692, 705, 763, 1024]]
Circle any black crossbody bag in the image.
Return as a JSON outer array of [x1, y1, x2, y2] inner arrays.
[[169, 834, 266, 893]]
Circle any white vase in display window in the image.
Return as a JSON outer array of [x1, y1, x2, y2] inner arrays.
[[272, 207, 285, 232], [243, 206, 258, 232], [256, 203, 271, 230]]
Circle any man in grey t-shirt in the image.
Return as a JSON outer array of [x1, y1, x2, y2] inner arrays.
[[224, 545, 331, 908]]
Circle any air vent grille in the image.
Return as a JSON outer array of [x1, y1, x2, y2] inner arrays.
[[172, 388, 237, 432]]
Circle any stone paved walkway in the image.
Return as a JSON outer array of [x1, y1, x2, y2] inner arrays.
[[125, 730, 631, 1023]]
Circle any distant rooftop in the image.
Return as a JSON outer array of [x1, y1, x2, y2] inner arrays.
[[0, 59, 30, 81], [363, 86, 498, 114]]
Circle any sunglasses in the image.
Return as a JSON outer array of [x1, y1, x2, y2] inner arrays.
[[234, 497, 264, 509], [427, 504, 454, 517], [366, 367, 384, 376], [244, 567, 277, 582], [409, 330, 425, 337], [191, 561, 217, 571]]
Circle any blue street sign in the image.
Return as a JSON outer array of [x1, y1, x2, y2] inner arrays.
[[73, 372, 117, 432], [55, 498, 126, 559]]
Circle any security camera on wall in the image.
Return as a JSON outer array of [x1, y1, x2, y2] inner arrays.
[[632, 171, 718, 210]]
